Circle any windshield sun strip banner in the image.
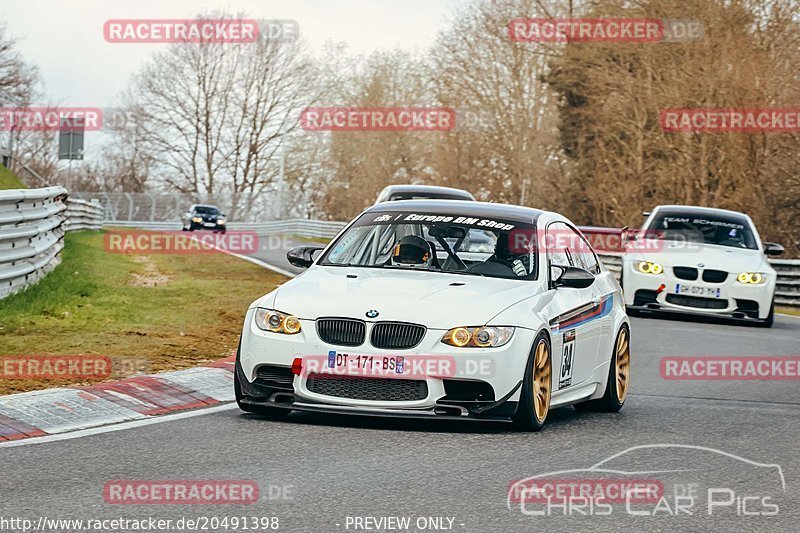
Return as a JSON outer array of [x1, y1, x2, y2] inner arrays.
[[363, 212, 532, 232]]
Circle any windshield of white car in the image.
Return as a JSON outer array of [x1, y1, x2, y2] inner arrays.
[[319, 211, 538, 280], [645, 212, 758, 249]]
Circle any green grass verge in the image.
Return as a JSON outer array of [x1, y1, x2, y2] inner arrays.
[[0, 231, 287, 394], [0, 164, 26, 190]]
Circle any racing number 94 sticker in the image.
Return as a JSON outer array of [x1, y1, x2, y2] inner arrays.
[[559, 329, 576, 389]]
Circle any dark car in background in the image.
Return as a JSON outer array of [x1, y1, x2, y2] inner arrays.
[[374, 184, 476, 203], [181, 204, 227, 233]]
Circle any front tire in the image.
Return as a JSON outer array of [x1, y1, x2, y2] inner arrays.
[[513, 332, 552, 432], [574, 324, 630, 413]]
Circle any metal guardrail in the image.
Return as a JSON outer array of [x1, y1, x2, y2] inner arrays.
[[0, 187, 68, 300], [770, 259, 800, 308], [64, 198, 104, 231]]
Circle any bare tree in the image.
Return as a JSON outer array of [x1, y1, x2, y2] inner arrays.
[[0, 21, 43, 181], [545, 0, 800, 252], [429, 0, 564, 206], [0, 22, 38, 109], [119, 14, 316, 219]]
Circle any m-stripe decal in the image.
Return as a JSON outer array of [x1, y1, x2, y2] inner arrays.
[[553, 295, 613, 331]]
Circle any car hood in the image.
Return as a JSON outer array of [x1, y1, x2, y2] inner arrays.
[[624, 241, 769, 271], [267, 266, 538, 329]]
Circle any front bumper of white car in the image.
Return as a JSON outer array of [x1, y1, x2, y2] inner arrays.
[[622, 260, 774, 321], [237, 308, 538, 421]]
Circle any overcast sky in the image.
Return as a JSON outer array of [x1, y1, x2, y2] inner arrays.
[[1, 0, 462, 106]]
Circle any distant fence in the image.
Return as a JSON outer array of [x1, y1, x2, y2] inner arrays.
[[64, 198, 103, 231], [71, 191, 282, 223], [104, 219, 347, 239], [0, 187, 68, 300], [105, 219, 799, 310]]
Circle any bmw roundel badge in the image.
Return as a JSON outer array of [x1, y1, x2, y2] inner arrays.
[[366, 310, 379, 318]]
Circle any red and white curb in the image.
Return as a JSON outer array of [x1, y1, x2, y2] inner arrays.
[[0, 356, 235, 441]]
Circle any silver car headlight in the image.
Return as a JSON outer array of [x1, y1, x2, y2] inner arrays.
[[441, 326, 514, 348], [254, 308, 302, 334]]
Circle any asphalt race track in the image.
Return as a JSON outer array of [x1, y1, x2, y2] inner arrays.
[[254, 236, 311, 276], [2, 257, 799, 532]]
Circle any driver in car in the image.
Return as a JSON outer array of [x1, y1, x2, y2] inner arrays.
[[391, 235, 435, 268], [488, 234, 532, 277]]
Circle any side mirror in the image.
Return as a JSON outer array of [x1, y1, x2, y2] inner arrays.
[[763, 242, 784, 256], [552, 264, 595, 289], [286, 245, 324, 269]]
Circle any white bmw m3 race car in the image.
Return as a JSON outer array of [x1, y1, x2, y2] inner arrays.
[[235, 201, 631, 431], [622, 205, 784, 327]]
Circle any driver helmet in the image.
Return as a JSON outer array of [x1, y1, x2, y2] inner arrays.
[[391, 235, 432, 267]]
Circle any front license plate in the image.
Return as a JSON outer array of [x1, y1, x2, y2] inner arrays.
[[674, 284, 721, 298], [327, 351, 405, 374], [203, 222, 215, 227]]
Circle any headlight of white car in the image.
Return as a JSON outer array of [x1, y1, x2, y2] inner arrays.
[[737, 272, 766, 284], [254, 308, 302, 334], [441, 326, 514, 348], [637, 261, 663, 275]]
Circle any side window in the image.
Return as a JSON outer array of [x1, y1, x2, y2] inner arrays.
[[548, 222, 601, 278], [569, 227, 600, 274], [546, 222, 572, 282]]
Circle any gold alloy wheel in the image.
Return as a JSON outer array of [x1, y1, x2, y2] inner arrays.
[[615, 328, 631, 402], [532, 339, 551, 422]]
